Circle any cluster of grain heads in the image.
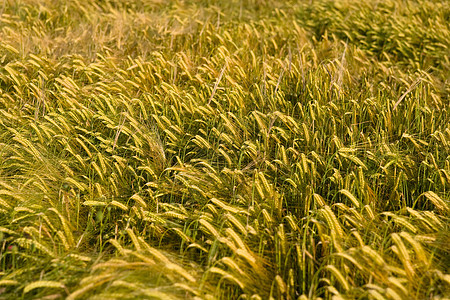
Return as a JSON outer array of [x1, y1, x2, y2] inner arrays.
[[1, 0, 449, 298]]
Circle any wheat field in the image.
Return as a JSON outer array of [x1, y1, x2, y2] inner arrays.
[[0, 0, 449, 299]]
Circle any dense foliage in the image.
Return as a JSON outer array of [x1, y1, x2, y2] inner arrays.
[[0, 0, 449, 299]]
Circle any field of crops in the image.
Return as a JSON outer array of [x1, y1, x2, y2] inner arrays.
[[0, 0, 449, 299]]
